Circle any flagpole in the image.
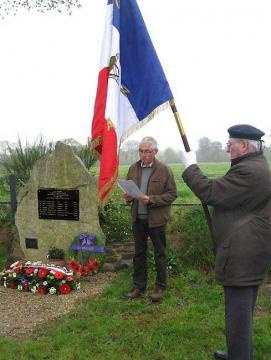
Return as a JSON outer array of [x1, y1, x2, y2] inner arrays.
[[169, 99, 213, 238]]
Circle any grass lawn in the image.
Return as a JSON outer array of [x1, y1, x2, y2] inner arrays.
[[0, 269, 270, 360], [90, 162, 231, 205]]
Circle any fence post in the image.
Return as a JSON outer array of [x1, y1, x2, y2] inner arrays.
[[9, 174, 17, 220]]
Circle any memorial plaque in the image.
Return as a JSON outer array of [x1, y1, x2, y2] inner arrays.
[[25, 238, 38, 249], [38, 188, 79, 221]]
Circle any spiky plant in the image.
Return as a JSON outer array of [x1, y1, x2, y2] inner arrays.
[[0, 136, 53, 182], [73, 138, 98, 170]]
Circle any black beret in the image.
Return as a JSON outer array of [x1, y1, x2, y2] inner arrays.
[[228, 124, 265, 140]]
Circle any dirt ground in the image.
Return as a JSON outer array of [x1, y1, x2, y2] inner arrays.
[[0, 271, 117, 338]]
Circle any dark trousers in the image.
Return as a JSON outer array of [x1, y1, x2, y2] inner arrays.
[[224, 285, 259, 360], [132, 218, 167, 291]]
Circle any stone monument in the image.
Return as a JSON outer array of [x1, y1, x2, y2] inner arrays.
[[15, 141, 104, 262]]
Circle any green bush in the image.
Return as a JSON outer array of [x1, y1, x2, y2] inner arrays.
[[0, 205, 13, 226], [99, 199, 132, 243], [0, 248, 9, 270], [72, 138, 98, 170], [47, 247, 65, 260], [0, 138, 53, 228], [166, 246, 184, 275], [0, 136, 97, 184], [0, 175, 13, 226], [0, 136, 53, 182], [147, 244, 184, 276], [171, 206, 214, 270]]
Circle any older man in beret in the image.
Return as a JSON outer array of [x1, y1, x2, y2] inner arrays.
[[180, 124, 271, 359]]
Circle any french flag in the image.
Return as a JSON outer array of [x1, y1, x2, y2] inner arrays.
[[91, 0, 173, 205]]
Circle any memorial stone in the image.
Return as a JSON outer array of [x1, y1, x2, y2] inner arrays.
[[15, 141, 104, 261]]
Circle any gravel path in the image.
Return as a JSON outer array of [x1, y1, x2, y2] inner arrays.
[[0, 272, 116, 338]]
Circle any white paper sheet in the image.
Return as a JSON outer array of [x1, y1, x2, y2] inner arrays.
[[117, 179, 144, 198]]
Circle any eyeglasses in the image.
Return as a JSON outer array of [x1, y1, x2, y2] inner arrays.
[[226, 140, 244, 148], [138, 149, 154, 154]]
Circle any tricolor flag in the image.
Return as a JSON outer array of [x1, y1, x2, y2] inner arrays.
[[91, 0, 173, 205]]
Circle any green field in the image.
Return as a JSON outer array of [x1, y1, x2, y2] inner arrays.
[[91, 162, 231, 204], [0, 161, 259, 203]]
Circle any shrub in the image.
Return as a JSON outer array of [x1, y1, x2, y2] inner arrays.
[[0, 137, 97, 183], [47, 247, 65, 260], [166, 246, 184, 275], [72, 139, 98, 170], [99, 199, 132, 243], [147, 244, 183, 276], [0, 248, 9, 270], [0, 136, 53, 182], [0, 205, 13, 227], [0, 176, 13, 226], [170, 206, 214, 270]]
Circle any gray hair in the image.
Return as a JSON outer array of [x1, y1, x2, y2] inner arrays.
[[247, 139, 263, 151], [235, 138, 263, 152], [139, 136, 158, 149]]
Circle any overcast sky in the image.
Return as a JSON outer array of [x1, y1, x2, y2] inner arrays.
[[1, 0, 271, 150]]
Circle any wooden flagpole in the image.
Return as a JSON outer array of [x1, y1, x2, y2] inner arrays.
[[169, 99, 213, 238]]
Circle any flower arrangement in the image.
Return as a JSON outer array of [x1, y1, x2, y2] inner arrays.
[[0, 260, 80, 295], [69, 232, 105, 277], [69, 258, 101, 277]]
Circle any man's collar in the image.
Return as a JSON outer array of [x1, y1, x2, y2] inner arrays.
[[141, 161, 153, 168], [231, 150, 263, 166]]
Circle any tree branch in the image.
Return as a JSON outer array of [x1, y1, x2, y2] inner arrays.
[[0, 0, 83, 19]]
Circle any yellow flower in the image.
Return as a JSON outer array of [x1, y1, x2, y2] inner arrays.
[[49, 287, 57, 295]]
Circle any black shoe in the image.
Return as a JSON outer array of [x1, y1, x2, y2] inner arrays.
[[214, 350, 227, 359]]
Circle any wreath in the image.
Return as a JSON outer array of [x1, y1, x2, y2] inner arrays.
[[69, 233, 106, 276], [0, 260, 80, 295]]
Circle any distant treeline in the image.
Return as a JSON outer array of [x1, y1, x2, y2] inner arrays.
[[120, 137, 271, 164], [1, 137, 270, 168]]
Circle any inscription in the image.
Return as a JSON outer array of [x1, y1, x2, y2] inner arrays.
[[38, 189, 79, 221]]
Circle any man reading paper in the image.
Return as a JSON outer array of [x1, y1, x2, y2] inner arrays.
[[124, 136, 177, 302]]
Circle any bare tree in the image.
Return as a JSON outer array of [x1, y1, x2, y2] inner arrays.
[[0, 0, 82, 19]]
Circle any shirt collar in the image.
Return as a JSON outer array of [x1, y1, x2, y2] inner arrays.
[[141, 161, 153, 168]]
